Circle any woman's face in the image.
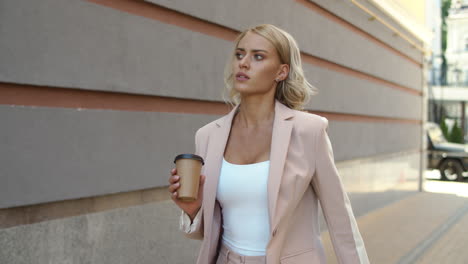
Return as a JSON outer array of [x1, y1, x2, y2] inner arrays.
[[232, 32, 288, 97]]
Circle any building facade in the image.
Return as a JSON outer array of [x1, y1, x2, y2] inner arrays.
[[430, 0, 468, 140], [447, 0, 468, 86]]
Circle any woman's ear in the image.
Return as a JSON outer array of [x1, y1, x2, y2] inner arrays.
[[277, 64, 290, 81]]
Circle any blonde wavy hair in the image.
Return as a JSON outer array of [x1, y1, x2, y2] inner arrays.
[[223, 24, 317, 110]]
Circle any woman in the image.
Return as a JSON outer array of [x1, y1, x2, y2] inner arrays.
[[168, 24, 369, 264]]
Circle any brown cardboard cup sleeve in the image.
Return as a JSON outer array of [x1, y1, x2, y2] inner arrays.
[[174, 154, 204, 201]]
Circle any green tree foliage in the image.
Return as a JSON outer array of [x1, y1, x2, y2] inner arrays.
[[440, 116, 450, 140], [440, 0, 452, 85], [449, 120, 464, 143], [441, 0, 452, 51]]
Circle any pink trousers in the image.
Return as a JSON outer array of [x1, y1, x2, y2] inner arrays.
[[215, 242, 266, 264]]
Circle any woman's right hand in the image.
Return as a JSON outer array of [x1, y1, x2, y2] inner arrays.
[[168, 168, 206, 221]]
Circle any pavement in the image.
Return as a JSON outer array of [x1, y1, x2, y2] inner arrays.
[[321, 180, 468, 264]]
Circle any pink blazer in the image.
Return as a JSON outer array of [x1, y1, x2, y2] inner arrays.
[[183, 100, 369, 264]]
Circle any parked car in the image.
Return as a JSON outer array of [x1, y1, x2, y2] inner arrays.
[[426, 122, 468, 181]]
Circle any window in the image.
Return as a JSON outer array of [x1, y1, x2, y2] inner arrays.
[[465, 70, 468, 86]]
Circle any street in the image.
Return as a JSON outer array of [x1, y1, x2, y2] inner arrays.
[[321, 172, 468, 264]]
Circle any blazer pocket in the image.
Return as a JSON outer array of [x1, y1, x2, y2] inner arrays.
[[280, 248, 321, 264]]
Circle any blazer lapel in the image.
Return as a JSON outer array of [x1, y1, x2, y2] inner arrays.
[[268, 100, 294, 232], [203, 104, 239, 250]]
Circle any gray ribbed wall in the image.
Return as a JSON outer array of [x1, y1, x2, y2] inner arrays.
[[0, 0, 422, 101], [0, 105, 214, 208], [1, 0, 424, 209], [146, 0, 422, 91], [0, 0, 229, 100]]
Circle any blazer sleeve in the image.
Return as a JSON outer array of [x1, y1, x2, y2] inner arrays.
[[178, 128, 205, 240], [179, 206, 204, 240], [311, 117, 369, 264]]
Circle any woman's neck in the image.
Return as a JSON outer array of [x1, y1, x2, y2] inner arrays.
[[236, 97, 275, 128]]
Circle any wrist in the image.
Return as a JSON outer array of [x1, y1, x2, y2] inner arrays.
[[187, 207, 201, 222]]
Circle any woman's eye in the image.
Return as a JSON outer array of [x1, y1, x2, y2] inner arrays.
[[235, 53, 244, 59], [254, 54, 264, 60]]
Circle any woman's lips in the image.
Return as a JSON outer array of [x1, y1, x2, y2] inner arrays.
[[235, 72, 250, 81]]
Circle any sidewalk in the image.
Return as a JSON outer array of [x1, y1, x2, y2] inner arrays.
[[321, 184, 468, 264]]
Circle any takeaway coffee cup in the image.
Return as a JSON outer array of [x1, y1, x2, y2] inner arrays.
[[174, 154, 204, 201]]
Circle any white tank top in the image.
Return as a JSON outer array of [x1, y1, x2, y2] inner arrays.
[[216, 157, 271, 256]]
